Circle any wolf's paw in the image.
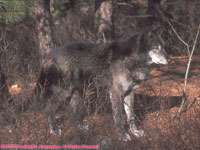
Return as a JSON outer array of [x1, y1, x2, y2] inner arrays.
[[119, 132, 131, 142], [130, 127, 145, 137], [50, 127, 61, 135]]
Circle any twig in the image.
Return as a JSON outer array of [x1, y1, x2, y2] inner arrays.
[[156, 8, 190, 56], [178, 24, 200, 114], [182, 97, 197, 113], [127, 15, 153, 19], [117, 2, 135, 8], [167, 20, 190, 56]]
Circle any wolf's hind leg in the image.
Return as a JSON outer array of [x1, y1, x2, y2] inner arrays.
[[124, 92, 145, 137], [67, 90, 88, 131], [70, 91, 81, 114]]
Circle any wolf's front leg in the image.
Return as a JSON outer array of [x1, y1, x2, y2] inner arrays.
[[44, 85, 70, 135], [44, 101, 61, 135], [47, 115, 61, 135], [110, 89, 131, 142], [124, 91, 145, 137]]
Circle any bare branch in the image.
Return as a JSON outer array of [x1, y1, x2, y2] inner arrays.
[[183, 24, 200, 93], [167, 20, 190, 56], [156, 8, 190, 56], [167, 21, 188, 48], [178, 24, 200, 114]]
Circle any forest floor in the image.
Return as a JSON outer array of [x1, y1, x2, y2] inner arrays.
[[1, 55, 200, 150]]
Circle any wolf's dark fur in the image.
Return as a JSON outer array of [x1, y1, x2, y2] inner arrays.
[[35, 29, 170, 141]]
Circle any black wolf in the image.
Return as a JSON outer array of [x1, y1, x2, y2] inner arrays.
[[35, 29, 171, 141]]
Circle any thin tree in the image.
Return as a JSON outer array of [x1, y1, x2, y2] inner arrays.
[[95, 0, 114, 43]]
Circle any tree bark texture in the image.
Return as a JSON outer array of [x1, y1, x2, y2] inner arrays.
[[95, 0, 114, 43], [34, 0, 54, 69]]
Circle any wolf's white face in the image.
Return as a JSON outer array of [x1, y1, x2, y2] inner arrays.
[[148, 45, 170, 65]]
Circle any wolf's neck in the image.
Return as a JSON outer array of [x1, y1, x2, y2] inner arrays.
[[124, 52, 150, 70]]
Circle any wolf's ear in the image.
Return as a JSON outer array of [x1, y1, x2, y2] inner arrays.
[[147, 30, 153, 40], [147, 26, 162, 40], [146, 30, 155, 41], [152, 26, 162, 35]]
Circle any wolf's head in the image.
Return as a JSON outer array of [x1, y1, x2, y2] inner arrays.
[[142, 29, 171, 65]]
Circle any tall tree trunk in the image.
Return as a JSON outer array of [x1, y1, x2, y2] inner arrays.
[[50, 0, 54, 11], [95, 0, 114, 43], [34, 0, 54, 69]]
